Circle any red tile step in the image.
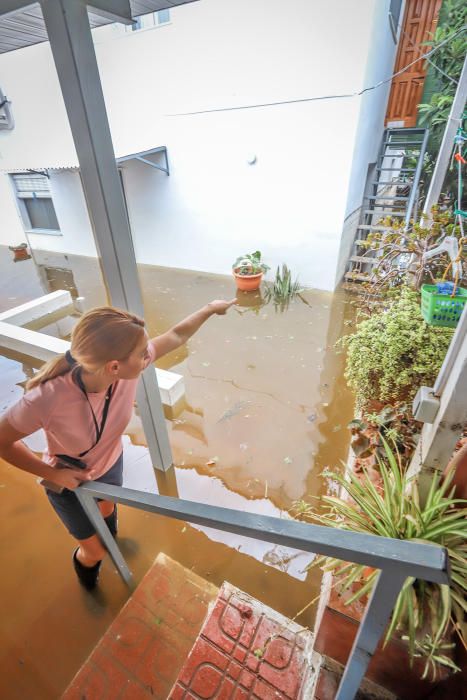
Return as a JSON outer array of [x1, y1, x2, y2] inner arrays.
[[169, 581, 321, 699], [62, 556, 321, 700], [62, 553, 218, 699]]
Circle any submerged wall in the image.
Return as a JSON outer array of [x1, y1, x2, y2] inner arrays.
[[0, 0, 387, 290]]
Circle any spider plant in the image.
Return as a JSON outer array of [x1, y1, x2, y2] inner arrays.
[[293, 439, 467, 680], [264, 264, 302, 311]]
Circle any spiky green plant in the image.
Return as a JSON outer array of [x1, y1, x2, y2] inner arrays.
[[264, 264, 302, 311], [293, 440, 467, 680]]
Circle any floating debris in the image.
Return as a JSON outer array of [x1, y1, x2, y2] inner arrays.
[[217, 401, 251, 423]]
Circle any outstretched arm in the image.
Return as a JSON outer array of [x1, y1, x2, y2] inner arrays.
[[150, 299, 237, 358]]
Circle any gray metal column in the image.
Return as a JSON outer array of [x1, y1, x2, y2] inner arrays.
[[335, 570, 407, 700], [408, 304, 467, 498], [40, 0, 173, 470], [76, 488, 134, 587]]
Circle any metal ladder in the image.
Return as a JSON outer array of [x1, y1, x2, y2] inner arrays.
[[345, 127, 429, 287]]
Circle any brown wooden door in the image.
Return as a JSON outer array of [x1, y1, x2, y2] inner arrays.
[[385, 0, 442, 127]]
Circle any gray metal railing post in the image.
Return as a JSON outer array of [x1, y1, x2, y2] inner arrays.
[[335, 570, 407, 700], [75, 489, 134, 588], [404, 128, 429, 230], [76, 481, 450, 700]]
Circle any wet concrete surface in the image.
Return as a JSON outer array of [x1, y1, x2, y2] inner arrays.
[[0, 245, 356, 698]]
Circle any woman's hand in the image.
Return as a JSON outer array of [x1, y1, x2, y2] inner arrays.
[[151, 298, 238, 358], [52, 466, 96, 490], [207, 299, 238, 315]]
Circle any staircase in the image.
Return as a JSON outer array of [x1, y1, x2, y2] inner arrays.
[[62, 554, 322, 699], [344, 127, 429, 289]]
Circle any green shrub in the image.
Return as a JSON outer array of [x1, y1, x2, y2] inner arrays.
[[342, 287, 453, 408]]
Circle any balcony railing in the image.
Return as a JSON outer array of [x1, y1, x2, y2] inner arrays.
[[76, 480, 450, 700]]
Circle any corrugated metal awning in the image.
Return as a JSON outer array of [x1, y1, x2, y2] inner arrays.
[[0, 1, 197, 54], [0, 145, 168, 173]]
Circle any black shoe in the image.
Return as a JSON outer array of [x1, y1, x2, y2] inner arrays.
[[104, 506, 118, 538], [72, 548, 102, 590]]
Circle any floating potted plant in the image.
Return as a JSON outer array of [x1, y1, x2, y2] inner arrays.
[[232, 251, 270, 292], [9, 242, 30, 262]]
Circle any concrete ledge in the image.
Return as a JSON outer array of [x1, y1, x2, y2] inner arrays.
[[0, 290, 73, 326], [0, 322, 184, 407]]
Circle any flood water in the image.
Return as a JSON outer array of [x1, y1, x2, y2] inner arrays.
[[0, 245, 356, 699]]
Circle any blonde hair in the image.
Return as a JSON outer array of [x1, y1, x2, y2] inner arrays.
[[26, 306, 146, 390]]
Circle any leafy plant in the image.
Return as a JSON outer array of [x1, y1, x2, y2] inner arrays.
[[417, 0, 467, 199], [359, 208, 465, 294], [417, 0, 467, 144], [233, 250, 270, 276], [349, 403, 420, 467], [341, 287, 453, 408], [263, 264, 302, 311], [293, 440, 467, 680]]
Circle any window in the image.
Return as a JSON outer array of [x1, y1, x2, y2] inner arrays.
[[156, 10, 170, 25], [389, 0, 403, 41], [125, 10, 170, 32], [12, 173, 60, 233]]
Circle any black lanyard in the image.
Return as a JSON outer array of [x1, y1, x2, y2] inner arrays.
[[74, 368, 114, 458]]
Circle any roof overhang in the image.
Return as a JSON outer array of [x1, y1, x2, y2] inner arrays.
[[1, 146, 169, 174], [0, 1, 198, 54]]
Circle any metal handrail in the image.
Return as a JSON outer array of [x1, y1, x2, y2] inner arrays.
[[76, 481, 450, 700], [404, 128, 429, 230]]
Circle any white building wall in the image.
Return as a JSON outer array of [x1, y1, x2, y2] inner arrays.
[[0, 175, 26, 247], [45, 171, 97, 258], [335, 0, 401, 284], [0, 0, 385, 290]]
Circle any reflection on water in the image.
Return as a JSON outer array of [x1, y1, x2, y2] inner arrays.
[[0, 244, 356, 698]]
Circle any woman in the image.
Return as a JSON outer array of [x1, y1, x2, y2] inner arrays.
[[0, 299, 236, 590]]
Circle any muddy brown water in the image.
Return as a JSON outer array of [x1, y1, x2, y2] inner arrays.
[[0, 246, 356, 699]]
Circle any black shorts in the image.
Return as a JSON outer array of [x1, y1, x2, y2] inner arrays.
[[45, 453, 123, 540]]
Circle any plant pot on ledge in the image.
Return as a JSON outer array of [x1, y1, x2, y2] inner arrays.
[[232, 250, 269, 292], [233, 269, 263, 291], [9, 243, 31, 262]]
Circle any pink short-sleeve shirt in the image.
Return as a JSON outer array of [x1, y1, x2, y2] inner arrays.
[[6, 343, 156, 479]]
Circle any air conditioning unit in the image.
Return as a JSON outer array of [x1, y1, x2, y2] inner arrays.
[[0, 87, 14, 130]]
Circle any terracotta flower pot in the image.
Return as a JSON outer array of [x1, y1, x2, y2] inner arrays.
[[9, 243, 30, 262], [233, 269, 263, 291]]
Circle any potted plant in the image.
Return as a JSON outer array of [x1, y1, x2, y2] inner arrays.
[[232, 250, 269, 292], [294, 440, 467, 683], [9, 242, 30, 262]]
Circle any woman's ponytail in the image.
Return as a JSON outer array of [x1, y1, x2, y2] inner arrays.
[[25, 305, 145, 392], [26, 354, 72, 391]]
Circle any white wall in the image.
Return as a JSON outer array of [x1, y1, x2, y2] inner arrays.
[[0, 0, 385, 290], [335, 0, 401, 283], [35, 171, 97, 258], [0, 174, 26, 246]]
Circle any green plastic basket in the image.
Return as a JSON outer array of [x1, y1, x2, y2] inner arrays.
[[421, 284, 467, 328]]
